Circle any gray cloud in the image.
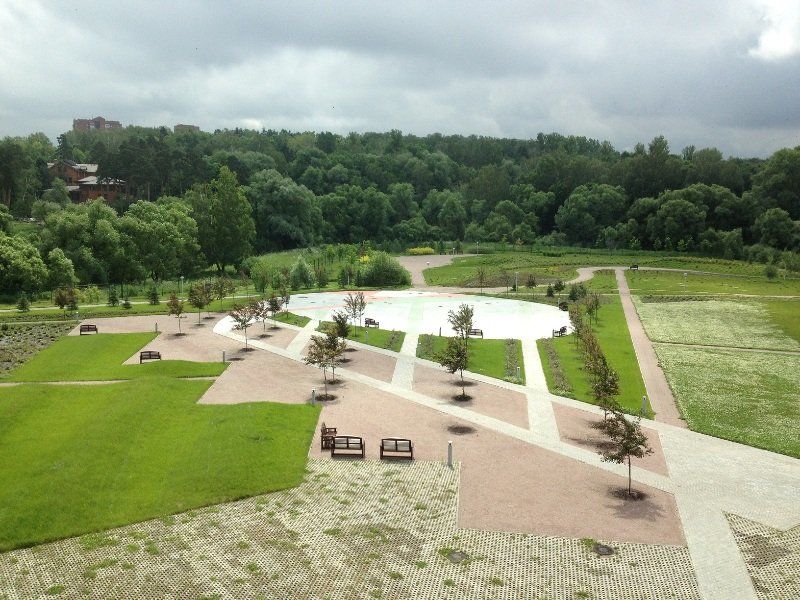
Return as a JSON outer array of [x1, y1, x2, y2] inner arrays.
[[1, 0, 798, 157]]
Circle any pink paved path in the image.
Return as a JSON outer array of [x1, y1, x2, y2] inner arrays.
[[615, 269, 686, 428]]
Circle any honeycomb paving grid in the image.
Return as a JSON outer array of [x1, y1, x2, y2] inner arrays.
[[727, 513, 800, 600], [0, 459, 700, 599]]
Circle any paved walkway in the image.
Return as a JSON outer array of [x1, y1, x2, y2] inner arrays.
[[614, 268, 686, 428], [211, 306, 800, 600]]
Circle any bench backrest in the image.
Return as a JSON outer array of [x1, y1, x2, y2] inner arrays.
[[80, 324, 97, 331], [468, 328, 482, 334], [141, 351, 161, 358], [559, 326, 567, 333], [365, 318, 377, 325], [381, 438, 412, 452], [321, 422, 336, 435], [333, 436, 363, 449]]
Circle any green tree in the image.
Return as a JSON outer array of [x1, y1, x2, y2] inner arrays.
[[0, 233, 48, 294], [46, 248, 77, 291], [246, 168, 319, 251], [755, 208, 796, 249], [167, 293, 186, 334], [107, 286, 119, 307], [290, 256, 315, 289], [16, 292, 30, 312], [555, 184, 628, 245], [191, 166, 255, 271], [436, 338, 469, 400], [148, 286, 160, 305], [188, 282, 212, 321], [331, 310, 351, 341], [599, 413, 653, 498]]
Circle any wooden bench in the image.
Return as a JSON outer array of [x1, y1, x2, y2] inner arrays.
[[364, 318, 379, 328], [630, 264, 639, 270], [320, 422, 337, 450], [330, 435, 365, 458], [139, 350, 162, 363], [467, 328, 483, 338], [79, 324, 98, 335], [380, 438, 413, 460], [552, 326, 567, 338]]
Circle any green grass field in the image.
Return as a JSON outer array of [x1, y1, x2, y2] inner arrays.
[[318, 323, 405, 352], [655, 345, 800, 458], [423, 250, 781, 287], [537, 297, 648, 414], [626, 270, 800, 297], [0, 378, 320, 550], [273, 311, 312, 327], [416, 335, 525, 384], [4, 333, 227, 382], [633, 299, 800, 351], [764, 299, 800, 342]]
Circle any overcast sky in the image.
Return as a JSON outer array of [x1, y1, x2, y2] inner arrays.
[[1, 1, 799, 157]]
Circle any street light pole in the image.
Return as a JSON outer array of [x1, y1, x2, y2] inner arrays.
[[180, 275, 184, 295]]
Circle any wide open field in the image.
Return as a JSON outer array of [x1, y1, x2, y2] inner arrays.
[[655, 345, 800, 458], [626, 269, 800, 297], [635, 295, 800, 456]]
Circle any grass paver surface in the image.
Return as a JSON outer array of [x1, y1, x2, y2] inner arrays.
[[0, 379, 320, 550], [654, 345, 800, 458], [416, 335, 525, 384], [3, 333, 226, 381], [0, 459, 700, 599], [538, 297, 647, 414], [626, 270, 800, 297], [633, 299, 800, 351]]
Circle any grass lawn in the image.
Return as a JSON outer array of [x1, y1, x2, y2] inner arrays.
[[0, 378, 320, 550], [763, 299, 800, 342], [626, 270, 800, 297], [633, 298, 800, 351], [655, 345, 800, 458], [4, 333, 227, 382], [423, 250, 780, 287], [273, 311, 312, 327], [318, 323, 405, 352], [537, 297, 648, 414], [416, 335, 525, 384]]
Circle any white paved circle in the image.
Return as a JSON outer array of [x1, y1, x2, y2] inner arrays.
[[286, 290, 569, 340]]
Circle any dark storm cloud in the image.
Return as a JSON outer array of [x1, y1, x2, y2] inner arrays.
[[1, 0, 798, 157]]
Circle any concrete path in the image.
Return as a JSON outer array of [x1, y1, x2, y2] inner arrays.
[[285, 318, 318, 355], [209, 312, 800, 599], [615, 268, 686, 428]]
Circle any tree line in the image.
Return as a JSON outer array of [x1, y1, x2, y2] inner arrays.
[[1, 126, 799, 295]]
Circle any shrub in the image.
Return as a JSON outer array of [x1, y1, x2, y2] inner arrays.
[[290, 256, 315, 290], [407, 246, 435, 255], [359, 252, 411, 287]]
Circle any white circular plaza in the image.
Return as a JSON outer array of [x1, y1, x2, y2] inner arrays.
[[286, 290, 569, 340]]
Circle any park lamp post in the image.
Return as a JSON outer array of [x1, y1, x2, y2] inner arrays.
[[180, 275, 184, 295], [683, 272, 687, 293], [515, 271, 519, 291]]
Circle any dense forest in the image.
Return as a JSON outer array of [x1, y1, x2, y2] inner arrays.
[[1, 126, 799, 294]]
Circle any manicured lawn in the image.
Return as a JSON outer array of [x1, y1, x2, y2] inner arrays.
[[655, 345, 800, 458], [763, 299, 800, 342], [423, 250, 779, 287], [0, 378, 320, 550], [538, 297, 647, 414], [272, 311, 312, 327], [416, 335, 525, 384], [633, 299, 800, 351], [626, 270, 800, 297], [318, 323, 405, 352], [4, 333, 227, 382]]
